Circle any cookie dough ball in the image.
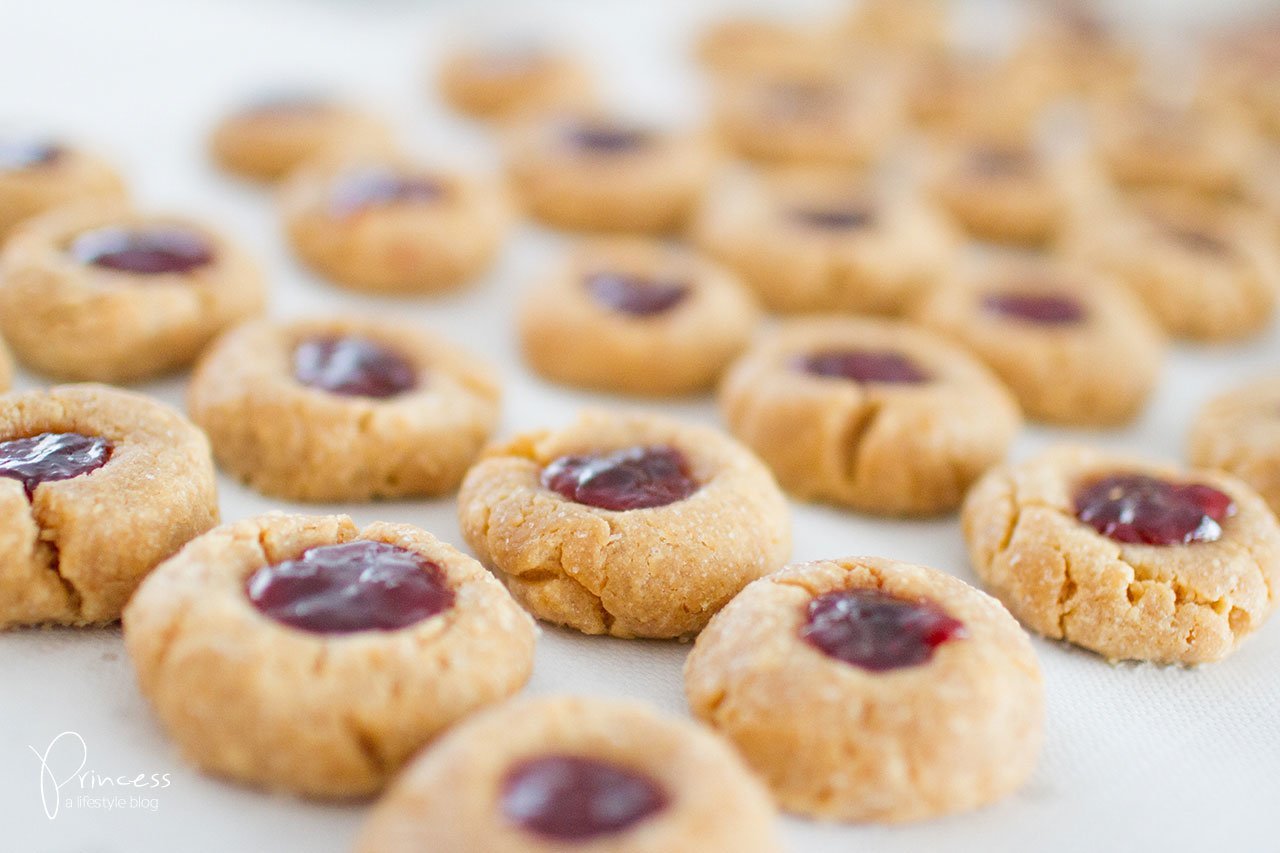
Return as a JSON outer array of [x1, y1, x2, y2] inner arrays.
[[693, 168, 959, 315], [1189, 376, 1280, 518], [189, 316, 499, 502], [685, 557, 1043, 822], [964, 446, 1280, 664], [0, 202, 265, 382], [458, 410, 791, 639], [209, 94, 394, 183], [123, 513, 537, 798], [720, 317, 1021, 515], [282, 157, 510, 294], [1064, 190, 1279, 341], [0, 136, 125, 241], [438, 43, 593, 121], [914, 255, 1164, 425], [505, 114, 715, 233], [359, 695, 781, 853], [518, 240, 760, 396], [0, 384, 218, 628]]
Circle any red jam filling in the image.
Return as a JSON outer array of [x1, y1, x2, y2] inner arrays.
[[293, 336, 417, 399], [501, 755, 668, 841], [801, 588, 967, 671], [564, 123, 648, 153], [790, 205, 876, 231], [585, 272, 689, 317], [542, 446, 697, 511], [0, 432, 112, 498], [70, 227, 215, 275], [0, 139, 63, 170], [982, 292, 1088, 325], [327, 167, 445, 217], [796, 349, 931, 384], [1074, 473, 1236, 546]]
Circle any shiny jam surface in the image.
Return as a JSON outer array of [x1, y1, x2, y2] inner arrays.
[[1074, 473, 1236, 546], [327, 167, 445, 217], [0, 432, 112, 498], [541, 446, 697, 511], [982, 291, 1088, 326], [796, 349, 931, 385], [70, 227, 215, 275], [585, 272, 689, 317], [292, 336, 417, 399], [801, 588, 967, 671], [501, 755, 668, 841]]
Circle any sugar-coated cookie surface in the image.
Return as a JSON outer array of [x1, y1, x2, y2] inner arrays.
[[1189, 376, 1280, 519], [0, 136, 126, 239], [123, 513, 537, 798], [684, 556, 1044, 822]]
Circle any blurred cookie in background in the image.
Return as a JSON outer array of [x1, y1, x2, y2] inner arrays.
[[438, 41, 594, 121]]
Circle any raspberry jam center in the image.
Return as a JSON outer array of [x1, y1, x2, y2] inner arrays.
[[0, 139, 63, 170], [327, 167, 445, 217], [293, 336, 417, 399], [501, 755, 668, 841], [790, 205, 876, 231], [797, 349, 931, 384], [801, 588, 967, 671], [1074, 473, 1236, 546], [565, 123, 648, 153], [0, 432, 112, 498], [70, 227, 215, 275], [246, 540, 454, 634], [983, 292, 1088, 325], [585, 272, 689, 317], [542, 446, 697, 511]]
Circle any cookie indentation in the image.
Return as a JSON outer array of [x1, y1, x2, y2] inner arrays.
[[70, 226, 215, 275], [795, 349, 931, 384], [800, 588, 967, 671], [542, 445, 697, 511], [564, 123, 648, 153], [293, 335, 418, 399], [0, 432, 112, 498], [982, 291, 1088, 326], [500, 754, 668, 841], [1074, 473, 1235, 546], [789, 205, 876, 231], [585, 271, 689, 317], [327, 167, 445, 217]]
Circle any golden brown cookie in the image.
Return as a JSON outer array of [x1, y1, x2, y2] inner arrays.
[[720, 317, 1021, 515], [505, 113, 715, 233], [437, 43, 593, 121], [0, 201, 265, 382], [1200, 18, 1280, 140], [963, 445, 1280, 664], [842, 0, 948, 54], [209, 94, 394, 182], [693, 168, 959, 315], [1006, 0, 1141, 100], [694, 17, 839, 76], [123, 513, 537, 798], [0, 335, 13, 393], [0, 384, 217, 628], [518, 240, 760, 396], [914, 254, 1164, 425], [1189, 376, 1280, 519], [281, 156, 510, 294], [457, 410, 791, 639], [904, 53, 1053, 141], [357, 695, 783, 853], [0, 136, 125, 241], [189, 315, 500, 502], [685, 556, 1043, 822]]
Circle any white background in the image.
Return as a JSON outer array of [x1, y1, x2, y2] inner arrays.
[[1, 0, 1279, 850]]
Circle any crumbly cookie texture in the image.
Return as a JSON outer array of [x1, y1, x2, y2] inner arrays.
[[518, 239, 760, 396], [505, 114, 716, 233], [914, 255, 1164, 425], [1189, 376, 1280, 518], [457, 410, 791, 639], [0, 384, 218, 627], [684, 557, 1044, 823], [281, 157, 510, 294], [188, 316, 500, 502], [693, 168, 959, 315], [123, 513, 537, 798], [358, 695, 783, 853], [963, 445, 1280, 664], [0, 142, 126, 239], [720, 317, 1021, 515], [437, 46, 593, 121], [0, 201, 266, 382]]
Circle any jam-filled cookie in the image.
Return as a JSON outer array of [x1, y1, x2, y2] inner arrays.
[[914, 255, 1164, 425], [963, 445, 1280, 664], [0, 202, 265, 382], [905, 53, 1052, 141], [685, 557, 1043, 822], [0, 384, 217, 628], [505, 114, 715, 233], [189, 316, 499, 502], [518, 240, 760, 396], [438, 43, 593, 121], [123, 513, 537, 797], [1189, 376, 1280, 519], [0, 135, 125, 240], [282, 157, 510, 294], [457, 410, 791, 639], [209, 94, 394, 182], [358, 695, 783, 853], [720, 317, 1020, 515], [693, 168, 958, 315], [695, 17, 839, 76], [1064, 190, 1279, 341]]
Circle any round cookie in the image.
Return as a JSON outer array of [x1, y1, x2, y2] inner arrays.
[[505, 113, 715, 233], [518, 240, 760, 396], [1006, 0, 1141, 99], [1064, 190, 1279, 341], [438, 43, 593, 121], [963, 445, 1280, 664], [695, 17, 839, 76], [457, 409, 791, 639], [0, 384, 218, 628], [123, 513, 537, 798], [693, 168, 959, 315], [684, 556, 1043, 822], [719, 317, 1021, 515], [281, 156, 510, 294], [209, 94, 394, 182], [0, 201, 265, 382], [357, 695, 782, 853], [905, 53, 1052, 141], [189, 315, 500, 502], [914, 255, 1164, 426], [0, 136, 125, 241], [842, 0, 948, 53], [1189, 376, 1280, 519]]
